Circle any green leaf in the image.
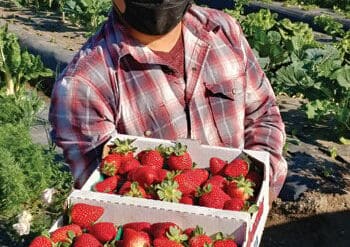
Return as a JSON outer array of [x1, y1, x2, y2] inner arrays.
[[339, 137, 350, 145], [331, 66, 350, 89]]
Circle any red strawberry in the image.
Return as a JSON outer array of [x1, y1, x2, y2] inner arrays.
[[50, 224, 82, 243], [155, 169, 169, 183], [136, 150, 148, 161], [223, 158, 249, 178], [223, 198, 245, 211], [73, 233, 102, 247], [153, 237, 184, 247], [109, 138, 137, 163], [213, 239, 238, 247], [225, 176, 254, 201], [150, 222, 178, 239], [174, 169, 209, 195], [188, 226, 212, 247], [128, 166, 159, 187], [119, 158, 141, 175], [70, 203, 104, 229], [123, 222, 151, 233], [168, 143, 192, 171], [93, 175, 119, 193], [155, 180, 182, 202], [121, 228, 151, 247], [141, 149, 164, 169], [89, 222, 117, 243], [198, 185, 231, 209], [183, 228, 195, 238], [245, 170, 262, 189], [119, 181, 146, 198], [100, 153, 122, 176], [204, 175, 227, 189], [29, 236, 53, 247], [209, 157, 226, 175], [180, 195, 194, 205]]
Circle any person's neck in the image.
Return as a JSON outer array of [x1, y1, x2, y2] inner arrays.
[[129, 22, 182, 52]]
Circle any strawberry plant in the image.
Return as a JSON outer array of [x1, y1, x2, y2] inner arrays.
[[314, 14, 345, 39], [64, 0, 110, 34]]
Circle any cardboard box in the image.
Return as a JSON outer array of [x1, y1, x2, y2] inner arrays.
[[79, 134, 271, 247]]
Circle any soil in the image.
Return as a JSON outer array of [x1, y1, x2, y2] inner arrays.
[[1, 1, 350, 246]]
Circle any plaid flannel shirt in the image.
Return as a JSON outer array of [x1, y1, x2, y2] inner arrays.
[[49, 5, 287, 198]]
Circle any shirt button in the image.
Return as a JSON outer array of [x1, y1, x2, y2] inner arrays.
[[144, 130, 152, 137]]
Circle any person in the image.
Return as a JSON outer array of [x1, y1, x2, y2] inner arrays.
[[49, 0, 288, 203]]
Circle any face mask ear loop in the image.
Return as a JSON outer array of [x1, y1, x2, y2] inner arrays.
[[112, 1, 128, 27]]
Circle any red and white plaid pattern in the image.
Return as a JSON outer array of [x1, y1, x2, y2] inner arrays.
[[49, 5, 287, 198]]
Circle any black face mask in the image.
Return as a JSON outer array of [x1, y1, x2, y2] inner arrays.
[[114, 0, 192, 35]]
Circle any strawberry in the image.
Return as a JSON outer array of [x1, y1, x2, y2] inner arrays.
[[183, 228, 195, 238], [188, 226, 212, 247], [153, 226, 188, 247], [121, 228, 151, 247], [70, 203, 104, 229], [50, 224, 82, 243], [119, 181, 146, 198], [167, 143, 192, 171], [89, 222, 117, 243], [155, 168, 169, 183], [180, 194, 194, 205], [153, 237, 184, 247], [150, 222, 178, 239], [100, 153, 122, 176], [128, 166, 159, 187], [93, 175, 119, 193], [174, 169, 209, 195], [141, 149, 164, 169], [209, 157, 226, 175], [29, 236, 53, 247], [204, 175, 227, 189], [223, 157, 249, 178], [198, 185, 231, 209], [109, 138, 137, 163], [155, 180, 182, 202], [213, 239, 238, 247], [73, 233, 102, 247], [123, 222, 151, 233], [119, 158, 141, 175], [225, 176, 254, 201], [223, 198, 245, 211]]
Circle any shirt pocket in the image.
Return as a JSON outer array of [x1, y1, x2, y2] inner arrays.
[[204, 75, 246, 147]]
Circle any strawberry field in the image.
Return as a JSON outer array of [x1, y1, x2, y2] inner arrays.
[[0, 0, 350, 246]]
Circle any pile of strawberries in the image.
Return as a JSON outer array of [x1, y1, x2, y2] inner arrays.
[[29, 202, 238, 247], [93, 138, 263, 212]]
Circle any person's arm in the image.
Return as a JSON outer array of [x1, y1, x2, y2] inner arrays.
[[49, 75, 117, 188], [223, 17, 288, 201]]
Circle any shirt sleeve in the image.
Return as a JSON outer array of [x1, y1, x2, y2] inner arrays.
[[233, 20, 288, 199], [49, 75, 117, 188]]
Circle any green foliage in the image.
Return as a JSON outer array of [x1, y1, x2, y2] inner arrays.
[[0, 89, 43, 127], [314, 14, 344, 39], [0, 123, 73, 244], [64, 0, 110, 34], [274, 45, 350, 135], [240, 9, 317, 76], [0, 25, 53, 95], [225, 8, 350, 137], [280, 0, 349, 11]]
